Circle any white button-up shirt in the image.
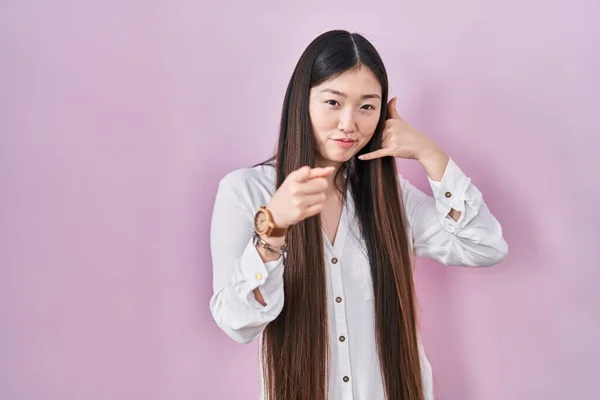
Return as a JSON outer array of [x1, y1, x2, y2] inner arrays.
[[209, 159, 508, 400]]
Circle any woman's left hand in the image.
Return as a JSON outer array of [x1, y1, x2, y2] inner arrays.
[[358, 97, 442, 161]]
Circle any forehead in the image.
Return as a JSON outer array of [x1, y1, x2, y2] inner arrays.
[[313, 66, 382, 97]]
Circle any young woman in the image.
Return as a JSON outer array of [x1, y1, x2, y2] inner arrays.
[[209, 30, 508, 400]]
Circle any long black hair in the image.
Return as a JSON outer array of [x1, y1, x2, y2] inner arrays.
[[261, 30, 424, 400]]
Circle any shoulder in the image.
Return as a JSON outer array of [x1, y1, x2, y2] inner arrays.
[[217, 163, 276, 201]]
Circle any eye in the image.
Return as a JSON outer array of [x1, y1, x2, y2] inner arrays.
[[325, 100, 340, 107], [361, 104, 376, 110]]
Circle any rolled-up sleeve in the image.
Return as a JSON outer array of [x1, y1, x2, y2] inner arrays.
[[209, 171, 285, 344], [400, 158, 508, 267]]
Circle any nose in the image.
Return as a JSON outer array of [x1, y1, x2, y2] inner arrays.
[[338, 108, 357, 134]]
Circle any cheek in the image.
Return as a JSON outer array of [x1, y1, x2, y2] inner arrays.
[[357, 134, 375, 153], [358, 116, 380, 140], [367, 115, 381, 130], [310, 107, 337, 139]]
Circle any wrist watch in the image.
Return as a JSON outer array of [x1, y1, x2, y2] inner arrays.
[[253, 206, 287, 238]]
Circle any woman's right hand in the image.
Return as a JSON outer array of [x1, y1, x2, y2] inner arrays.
[[267, 166, 335, 232]]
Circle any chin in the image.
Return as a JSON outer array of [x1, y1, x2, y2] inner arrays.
[[316, 141, 360, 165], [321, 152, 355, 164]]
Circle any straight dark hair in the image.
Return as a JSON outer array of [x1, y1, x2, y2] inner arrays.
[[260, 30, 424, 400]]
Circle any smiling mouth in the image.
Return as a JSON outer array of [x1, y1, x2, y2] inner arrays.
[[331, 138, 357, 149], [332, 138, 356, 143]]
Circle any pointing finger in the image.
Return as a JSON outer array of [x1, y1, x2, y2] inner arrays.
[[292, 166, 335, 182], [291, 166, 312, 181]]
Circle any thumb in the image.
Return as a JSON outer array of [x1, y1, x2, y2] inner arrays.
[[387, 97, 402, 120]]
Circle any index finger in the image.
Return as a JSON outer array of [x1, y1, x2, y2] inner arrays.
[[358, 149, 394, 161]]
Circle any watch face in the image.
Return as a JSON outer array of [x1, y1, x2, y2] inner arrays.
[[254, 210, 268, 232]]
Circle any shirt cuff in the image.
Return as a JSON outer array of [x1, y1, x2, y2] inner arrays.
[[237, 237, 284, 310], [427, 158, 482, 225]]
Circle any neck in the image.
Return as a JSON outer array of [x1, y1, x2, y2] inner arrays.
[[315, 158, 345, 196]]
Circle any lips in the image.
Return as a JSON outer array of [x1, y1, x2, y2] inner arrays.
[[332, 138, 356, 143], [331, 138, 356, 149]]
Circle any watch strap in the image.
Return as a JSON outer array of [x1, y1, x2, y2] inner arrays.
[[257, 206, 287, 237]]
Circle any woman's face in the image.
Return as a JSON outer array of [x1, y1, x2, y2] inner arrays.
[[309, 65, 383, 168]]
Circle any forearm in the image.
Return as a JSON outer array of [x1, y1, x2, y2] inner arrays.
[[418, 150, 461, 222], [418, 149, 449, 181]]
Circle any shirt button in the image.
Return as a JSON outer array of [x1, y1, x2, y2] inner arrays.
[[255, 272, 263, 281], [335, 297, 342, 303], [339, 336, 346, 342], [343, 376, 349, 383], [331, 257, 338, 264], [445, 191, 452, 198]]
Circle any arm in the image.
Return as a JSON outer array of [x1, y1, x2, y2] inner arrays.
[[401, 157, 508, 267], [356, 97, 507, 266], [209, 174, 285, 344], [418, 151, 462, 222], [253, 233, 286, 306]]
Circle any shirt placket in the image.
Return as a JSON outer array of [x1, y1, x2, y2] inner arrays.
[[324, 195, 353, 400], [327, 248, 354, 400]]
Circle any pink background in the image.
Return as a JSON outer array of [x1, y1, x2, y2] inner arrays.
[[1, 1, 599, 399]]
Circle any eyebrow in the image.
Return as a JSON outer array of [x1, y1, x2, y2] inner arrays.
[[319, 88, 381, 100]]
